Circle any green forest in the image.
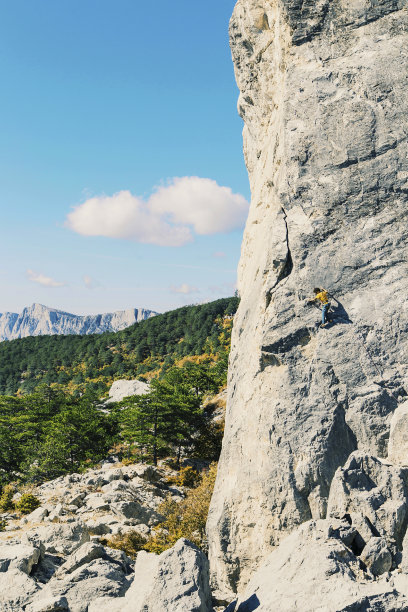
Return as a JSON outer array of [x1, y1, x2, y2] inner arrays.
[[0, 297, 237, 491], [0, 359, 225, 490], [0, 297, 238, 396]]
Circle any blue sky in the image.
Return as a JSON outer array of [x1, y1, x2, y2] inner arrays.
[[0, 0, 249, 315]]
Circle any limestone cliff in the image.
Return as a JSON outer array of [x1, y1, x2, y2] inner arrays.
[[207, 0, 408, 596]]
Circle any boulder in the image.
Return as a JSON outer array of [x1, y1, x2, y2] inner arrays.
[[0, 543, 41, 574], [28, 596, 69, 612], [24, 522, 90, 555], [0, 568, 41, 610], [327, 452, 408, 552], [55, 542, 105, 576], [360, 537, 392, 576], [47, 503, 64, 522], [105, 468, 124, 482], [31, 559, 131, 612], [85, 516, 118, 536], [232, 520, 408, 612], [88, 538, 212, 612], [82, 494, 110, 512], [106, 379, 149, 404], [27, 507, 49, 523]]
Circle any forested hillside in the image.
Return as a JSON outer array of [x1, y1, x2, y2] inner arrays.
[[0, 297, 238, 396]]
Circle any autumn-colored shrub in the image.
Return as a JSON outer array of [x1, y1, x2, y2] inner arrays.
[[145, 462, 217, 554], [167, 466, 200, 488], [104, 530, 148, 558], [121, 457, 136, 466]]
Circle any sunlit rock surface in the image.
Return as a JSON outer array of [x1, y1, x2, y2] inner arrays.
[[207, 0, 408, 597]]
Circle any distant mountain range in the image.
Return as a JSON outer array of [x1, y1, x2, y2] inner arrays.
[[0, 303, 158, 341]]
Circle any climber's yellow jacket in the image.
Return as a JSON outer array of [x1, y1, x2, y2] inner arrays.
[[315, 290, 329, 305]]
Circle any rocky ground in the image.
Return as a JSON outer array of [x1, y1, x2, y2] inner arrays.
[[0, 459, 212, 611]]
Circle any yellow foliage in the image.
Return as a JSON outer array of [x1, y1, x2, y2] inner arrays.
[[104, 531, 147, 559], [145, 462, 217, 554], [175, 354, 212, 368], [166, 466, 200, 488]]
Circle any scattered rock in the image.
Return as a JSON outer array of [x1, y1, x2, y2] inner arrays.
[[89, 538, 212, 612], [27, 507, 49, 523], [327, 452, 408, 552], [23, 522, 90, 556], [55, 542, 105, 576]]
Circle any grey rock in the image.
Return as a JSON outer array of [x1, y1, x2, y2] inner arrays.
[[110, 499, 162, 524], [67, 493, 86, 508], [82, 493, 110, 512], [104, 468, 124, 482], [24, 522, 90, 555], [388, 401, 408, 465], [327, 452, 408, 552], [47, 504, 64, 521], [125, 464, 162, 483], [88, 538, 212, 612], [208, 0, 408, 594], [0, 543, 41, 574], [55, 542, 105, 576], [28, 596, 69, 612], [361, 537, 392, 576], [85, 516, 118, 536], [105, 380, 149, 404], [27, 507, 49, 522], [232, 520, 408, 612], [32, 554, 64, 584], [0, 568, 40, 610], [37, 558, 130, 612]]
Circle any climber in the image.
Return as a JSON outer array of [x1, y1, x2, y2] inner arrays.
[[310, 287, 331, 327]]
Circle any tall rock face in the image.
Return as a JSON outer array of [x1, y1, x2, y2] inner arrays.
[[207, 0, 408, 596]]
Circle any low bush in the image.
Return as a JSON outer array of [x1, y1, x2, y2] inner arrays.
[[146, 462, 217, 554], [0, 485, 15, 512], [16, 493, 41, 515], [167, 466, 200, 488], [104, 531, 148, 558]]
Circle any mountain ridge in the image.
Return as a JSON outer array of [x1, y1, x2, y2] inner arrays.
[[0, 303, 158, 341]]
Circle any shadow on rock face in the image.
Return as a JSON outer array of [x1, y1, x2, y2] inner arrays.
[[225, 593, 261, 612], [329, 297, 353, 325]]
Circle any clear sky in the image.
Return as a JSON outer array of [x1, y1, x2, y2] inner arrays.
[[0, 0, 249, 315]]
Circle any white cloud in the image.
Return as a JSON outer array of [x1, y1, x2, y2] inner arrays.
[[213, 251, 226, 258], [170, 283, 199, 295], [27, 269, 65, 288], [83, 275, 100, 289], [65, 177, 249, 247]]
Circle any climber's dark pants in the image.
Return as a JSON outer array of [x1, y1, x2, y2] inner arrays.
[[322, 303, 330, 324]]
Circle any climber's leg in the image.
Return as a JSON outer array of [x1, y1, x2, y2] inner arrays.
[[322, 303, 329, 325]]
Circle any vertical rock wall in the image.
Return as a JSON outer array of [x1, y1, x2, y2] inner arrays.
[[207, 0, 408, 595]]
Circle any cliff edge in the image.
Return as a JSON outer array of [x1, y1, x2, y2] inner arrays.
[[207, 0, 408, 599]]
